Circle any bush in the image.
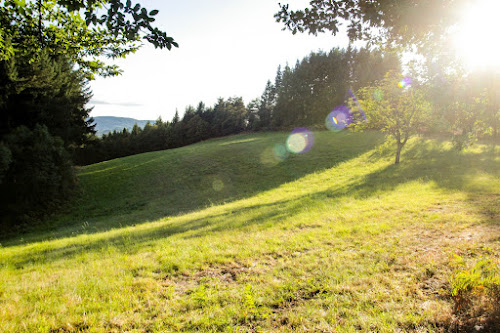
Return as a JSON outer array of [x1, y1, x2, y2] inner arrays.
[[0, 125, 76, 229], [0, 142, 12, 184]]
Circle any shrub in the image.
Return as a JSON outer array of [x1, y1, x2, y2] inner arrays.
[[0, 125, 76, 229]]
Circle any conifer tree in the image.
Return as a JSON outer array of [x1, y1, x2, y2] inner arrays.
[[258, 81, 276, 129]]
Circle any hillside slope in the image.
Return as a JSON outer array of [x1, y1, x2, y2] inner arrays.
[[0, 131, 499, 332]]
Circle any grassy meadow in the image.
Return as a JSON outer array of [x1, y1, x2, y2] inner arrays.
[[0, 131, 499, 332]]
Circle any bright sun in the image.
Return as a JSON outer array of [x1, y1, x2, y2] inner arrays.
[[454, 0, 500, 71]]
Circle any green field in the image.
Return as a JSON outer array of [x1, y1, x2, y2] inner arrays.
[[1, 131, 499, 332]]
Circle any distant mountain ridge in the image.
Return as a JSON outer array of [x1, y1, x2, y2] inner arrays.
[[92, 116, 153, 136]]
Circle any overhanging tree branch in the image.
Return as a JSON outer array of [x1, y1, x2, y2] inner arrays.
[[0, 0, 178, 78]]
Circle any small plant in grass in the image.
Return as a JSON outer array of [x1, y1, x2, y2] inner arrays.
[[474, 259, 500, 314], [449, 268, 481, 313], [486, 277, 500, 313], [242, 284, 258, 320], [449, 256, 500, 316], [483, 265, 500, 316], [192, 283, 208, 308], [241, 284, 269, 323]]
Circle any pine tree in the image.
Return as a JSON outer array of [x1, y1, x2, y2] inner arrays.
[[258, 80, 276, 129], [172, 110, 180, 124], [0, 52, 94, 149], [0, 52, 95, 227]]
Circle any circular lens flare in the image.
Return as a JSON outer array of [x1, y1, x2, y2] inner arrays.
[[286, 128, 314, 154], [273, 144, 289, 161], [212, 178, 224, 191], [260, 144, 289, 167], [398, 77, 412, 88], [325, 105, 352, 131]]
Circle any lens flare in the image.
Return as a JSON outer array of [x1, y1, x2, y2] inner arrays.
[[260, 147, 278, 167], [212, 178, 224, 191], [273, 144, 289, 161], [348, 89, 367, 122], [286, 128, 314, 154], [398, 77, 412, 88], [260, 144, 289, 166], [325, 105, 352, 131]]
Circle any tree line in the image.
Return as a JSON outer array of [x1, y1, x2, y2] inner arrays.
[[76, 47, 400, 165], [76, 97, 248, 164]]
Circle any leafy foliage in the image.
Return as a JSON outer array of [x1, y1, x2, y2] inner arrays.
[[0, 52, 94, 148], [0, 52, 92, 227], [0, 125, 76, 228], [269, 47, 399, 128], [0, 0, 178, 78], [354, 71, 431, 163], [275, 0, 466, 49], [427, 70, 500, 150], [275, 1, 499, 150]]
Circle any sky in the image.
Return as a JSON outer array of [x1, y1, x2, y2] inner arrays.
[[88, 0, 349, 121]]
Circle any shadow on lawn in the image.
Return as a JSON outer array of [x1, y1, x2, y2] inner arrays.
[[1, 131, 386, 246], [353, 139, 499, 196], [3, 137, 498, 268]]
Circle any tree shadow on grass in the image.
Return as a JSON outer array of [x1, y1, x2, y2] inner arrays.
[[339, 138, 500, 223], [4, 137, 498, 268], [372, 139, 496, 191], [1, 131, 386, 246], [3, 199, 302, 268]]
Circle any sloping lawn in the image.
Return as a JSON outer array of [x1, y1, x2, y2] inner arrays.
[[1, 131, 499, 332]]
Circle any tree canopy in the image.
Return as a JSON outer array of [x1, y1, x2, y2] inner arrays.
[[275, 0, 466, 49], [354, 71, 431, 163], [0, 52, 93, 227], [270, 47, 399, 128], [0, 0, 178, 227], [0, 0, 178, 78]]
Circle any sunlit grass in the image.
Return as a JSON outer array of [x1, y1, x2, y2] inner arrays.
[[0, 131, 498, 332]]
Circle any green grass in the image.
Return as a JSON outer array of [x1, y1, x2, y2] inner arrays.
[[0, 131, 499, 332]]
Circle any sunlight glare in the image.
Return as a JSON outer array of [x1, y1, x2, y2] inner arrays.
[[454, 0, 500, 71]]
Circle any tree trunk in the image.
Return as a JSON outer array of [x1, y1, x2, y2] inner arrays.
[[395, 142, 403, 164]]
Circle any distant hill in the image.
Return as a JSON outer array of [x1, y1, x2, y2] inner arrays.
[[92, 116, 153, 136]]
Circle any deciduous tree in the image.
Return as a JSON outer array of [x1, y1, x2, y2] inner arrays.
[[355, 71, 431, 164], [1, 0, 178, 78], [275, 0, 465, 50]]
